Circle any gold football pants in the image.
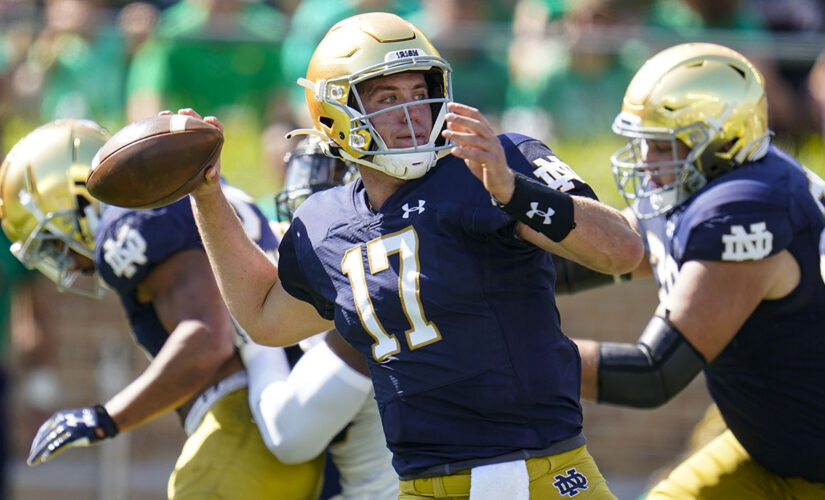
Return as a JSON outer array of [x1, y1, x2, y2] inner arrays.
[[647, 429, 825, 499], [398, 444, 617, 499], [168, 388, 325, 499]]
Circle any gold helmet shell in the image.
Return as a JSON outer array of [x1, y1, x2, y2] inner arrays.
[[0, 119, 109, 296], [611, 42, 770, 218], [296, 12, 453, 180]]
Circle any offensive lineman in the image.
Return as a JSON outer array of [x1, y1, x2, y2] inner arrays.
[[572, 43, 825, 498]]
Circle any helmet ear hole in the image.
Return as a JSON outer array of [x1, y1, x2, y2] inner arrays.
[[319, 117, 334, 129]]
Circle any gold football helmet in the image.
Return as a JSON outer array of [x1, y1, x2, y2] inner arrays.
[[0, 119, 109, 297], [611, 42, 770, 219], [291, 12, 453, 180]]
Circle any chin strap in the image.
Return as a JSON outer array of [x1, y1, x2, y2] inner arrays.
[[735, 131, 772, 164]]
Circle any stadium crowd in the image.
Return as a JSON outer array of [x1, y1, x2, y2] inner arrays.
[[1, 0, 824, 187]]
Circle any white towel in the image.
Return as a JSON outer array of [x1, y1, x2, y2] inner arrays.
[[469, 459, 530, 500]]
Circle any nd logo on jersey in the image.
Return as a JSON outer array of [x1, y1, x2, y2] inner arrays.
[[721, 222, 773, 261], [102, 223, 148, 278]]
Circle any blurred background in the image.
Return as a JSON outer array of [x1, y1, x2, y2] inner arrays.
[[1, 0, 823, 498]]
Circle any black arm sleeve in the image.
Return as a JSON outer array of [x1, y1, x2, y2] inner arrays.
[[597, 315, 706, 408], [552, 254, 631, 295]]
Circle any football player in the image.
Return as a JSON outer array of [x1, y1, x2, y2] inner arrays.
[[242, 137, 398, 499], [0, 119, 325, 499], [187, 12, 643, 500], [570, 43, 825, 498]]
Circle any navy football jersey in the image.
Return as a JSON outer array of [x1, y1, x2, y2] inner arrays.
[[279, 133, 597, 478], [820, 229, 825, 284], [637, 145, 825, 482], [95, 184, 278, 359]]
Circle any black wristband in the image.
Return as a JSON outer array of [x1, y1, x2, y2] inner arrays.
[[493, 173, 576, 242], [93, 404, 119, 438]]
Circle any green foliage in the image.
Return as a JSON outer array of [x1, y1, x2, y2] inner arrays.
[[782, 133, 825, 178], [207, 116, 282, 200], [553, 134, 627, 209]]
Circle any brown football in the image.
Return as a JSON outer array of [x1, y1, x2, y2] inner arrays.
[[87, 114, 223, 209]]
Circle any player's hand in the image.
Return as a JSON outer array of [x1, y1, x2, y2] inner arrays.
[[159, 108, 224, 199], [27, 405, 119, 466], [442, 102, 515, 203]]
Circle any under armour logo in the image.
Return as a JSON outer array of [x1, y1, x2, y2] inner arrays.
[[553, 468, 588, 497], [402, 200, 426, 219], [525, 202, 555, 225], [102, 223, 148, 278], [721, 222, 773, 261], [63, 408, 96, 429]]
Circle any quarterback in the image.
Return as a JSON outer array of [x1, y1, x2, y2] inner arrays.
[[188, 12, 642, 500], [572, 43, 825, 498], [0, 120, 324, 499]]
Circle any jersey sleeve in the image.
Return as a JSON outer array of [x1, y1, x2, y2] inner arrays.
[[502, 133, 598, 200], [277, 216, 336, 320], [469, 133, 598, 235], [95, 199, 202, 293], [675, 180, 793, 263]]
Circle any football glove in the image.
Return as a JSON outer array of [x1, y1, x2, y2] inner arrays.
[[27, 404, 119, 466]]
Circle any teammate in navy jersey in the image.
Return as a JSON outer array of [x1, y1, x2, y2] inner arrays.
[[244, 137, 399, 500], [568, 43, 825, 498], [188, 12, 642, 499], [0, 119, 324, 499]]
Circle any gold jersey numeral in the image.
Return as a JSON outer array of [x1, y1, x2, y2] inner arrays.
[[342, 226, 441, 361]]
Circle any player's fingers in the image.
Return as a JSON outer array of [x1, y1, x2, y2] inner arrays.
[[27, 440, 43, 465], [203, 165, 220, 185], [451, 144, 499, 166], [203, 115, 223, 133], [26, 451, 42, 466], [447, 102, 495, 129], [445, 112, 485, 133], [177, 108, 203, 120], [158, 110, 173, 116], [445, 114, 496, 143], [443, 129, 489, 150], [447, 101, 480, 116], [27, 436, 55, 466]]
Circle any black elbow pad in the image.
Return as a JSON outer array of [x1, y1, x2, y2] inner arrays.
[[552, 254, 631, 295], [597, 316, 706, 408]]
